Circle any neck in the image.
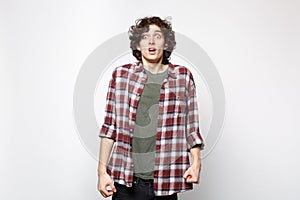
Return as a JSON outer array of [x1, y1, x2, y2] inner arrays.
[[142, 58, 168, 74]]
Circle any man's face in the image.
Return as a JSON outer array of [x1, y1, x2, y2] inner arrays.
[[137, 24, 167, 64]]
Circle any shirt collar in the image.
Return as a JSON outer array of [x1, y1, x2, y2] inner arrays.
[[133, 61, 177, 79]]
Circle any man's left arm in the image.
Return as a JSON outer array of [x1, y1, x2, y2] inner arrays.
[[183, 69, 204, 184]]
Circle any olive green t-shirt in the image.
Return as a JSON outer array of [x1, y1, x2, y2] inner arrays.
[[132, 68, 168, 180]]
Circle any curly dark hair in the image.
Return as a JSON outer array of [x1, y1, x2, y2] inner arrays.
[[128, 16, 176, 64]]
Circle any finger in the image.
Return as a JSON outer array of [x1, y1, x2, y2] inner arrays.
[[101, 189, 114, 198], [101, 191, 113, 198], [183, 170, 189, 179], [101, 186, 113, 197], [98, 185, 106, 197], [107, 190, 114, 196], [100, 191, 108, 198], [187, 176, 200, 184], [185, 175, 193, 182], [110, 182, 117, 193], [106, 183, 116, 195], [100, 188, 108, 198]]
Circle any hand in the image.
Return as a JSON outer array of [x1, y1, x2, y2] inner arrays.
[[183, 162, 202, 184], [97, 172, 116, 198]]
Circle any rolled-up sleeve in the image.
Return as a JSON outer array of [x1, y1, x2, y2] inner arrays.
[[185, 72, 205, 150], [99, 70, 117, 140]]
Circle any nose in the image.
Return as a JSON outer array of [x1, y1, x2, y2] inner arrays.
[[148, 36, 155, 44]]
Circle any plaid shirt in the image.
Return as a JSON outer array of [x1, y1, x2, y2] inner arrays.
[[99, 61, 204, 196]]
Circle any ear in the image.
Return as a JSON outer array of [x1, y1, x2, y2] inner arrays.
[[164, 43, 168, 50], [136, 45, 141, 51]]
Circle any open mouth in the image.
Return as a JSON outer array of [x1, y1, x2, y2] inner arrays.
[[148, 48, 157, 54]]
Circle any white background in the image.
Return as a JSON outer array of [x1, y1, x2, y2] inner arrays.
[[1, 0, 300, 199]]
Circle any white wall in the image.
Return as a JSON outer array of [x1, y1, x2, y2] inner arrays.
[[1, 0, 299, 199]]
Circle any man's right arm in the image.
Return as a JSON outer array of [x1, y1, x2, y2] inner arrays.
[[97, 137, 116, 198], [97, 68, 118, 197]]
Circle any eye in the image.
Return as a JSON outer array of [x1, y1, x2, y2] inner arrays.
[[155, 34, 162, 39], [142, 34, 149, 39]]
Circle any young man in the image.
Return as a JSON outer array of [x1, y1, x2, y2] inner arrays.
[[97, 16, 204, 200]]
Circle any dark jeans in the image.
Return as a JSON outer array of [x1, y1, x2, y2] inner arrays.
[[112, 177, 178, 200]]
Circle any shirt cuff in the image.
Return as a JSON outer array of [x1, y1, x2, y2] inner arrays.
[[98, 124, 116, 140], [186, 132, 205, 151]]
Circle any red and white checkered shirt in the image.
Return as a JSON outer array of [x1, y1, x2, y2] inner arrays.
[[99, 61, 204, 196]]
